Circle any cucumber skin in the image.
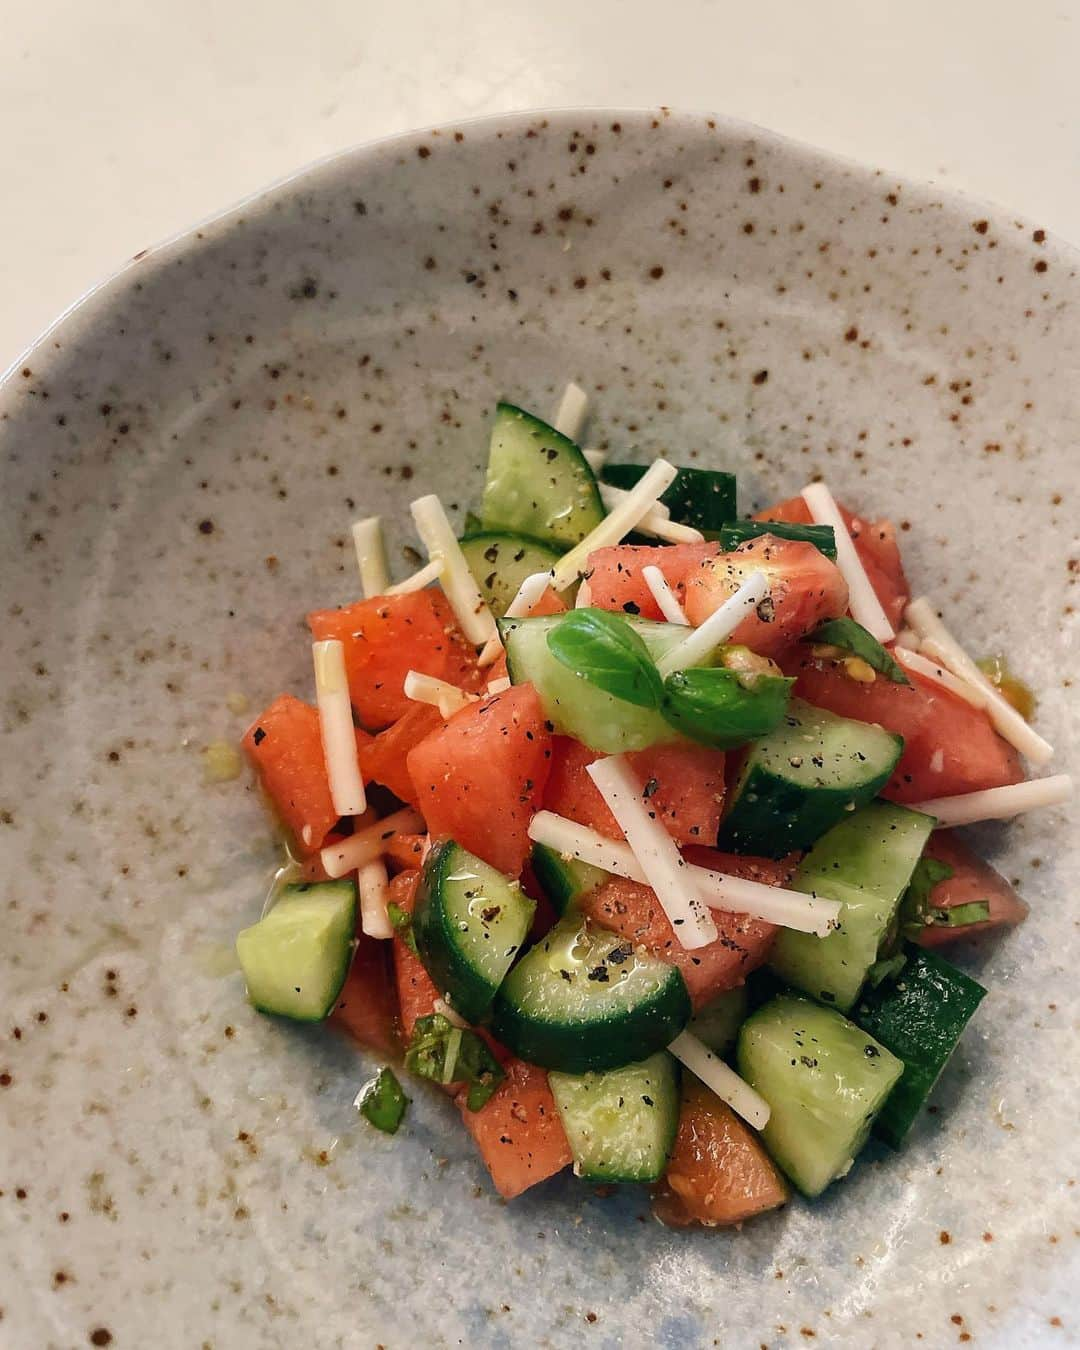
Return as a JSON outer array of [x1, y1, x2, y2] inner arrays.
[[854, 946, 986, 1148], [716, 755, 899, 858], [602, 463, 737, 533], [549, 1052, 680, 1183], [492, 985, 691, 1075], [491, 917, 692, 1074], [720, 519, 837, 559], [413, 840, 534, 1026], [769, 802, 935, 1012], [531, 843, 607, 916], [737, 994, 903, 1197], [482, 403, 604, 548]]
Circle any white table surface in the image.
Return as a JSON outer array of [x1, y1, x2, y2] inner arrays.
[[4, 0, 1079, 374]]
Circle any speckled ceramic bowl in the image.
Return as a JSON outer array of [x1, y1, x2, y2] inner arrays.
[[1, 109, 1077, 1349]]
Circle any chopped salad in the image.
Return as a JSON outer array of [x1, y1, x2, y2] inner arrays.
[[234, 388, 1070, 1223]]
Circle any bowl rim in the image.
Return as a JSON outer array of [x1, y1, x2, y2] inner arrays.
[[2, 104, 1076, 397]]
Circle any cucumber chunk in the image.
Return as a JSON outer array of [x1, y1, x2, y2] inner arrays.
[[491, 914, 692, 1073], [459, 530, 564, 618], [481, 403, 604, 548], [531, 842, 608, 917], [716, 698, 903, 858], [549, 1051, 679, 1183], [413, 840, 535, 1025], [737, 994, 903, 1197], [602, 463, 737, 534], [769, 802, 935, 1011], [236, 880, 356, 1022], [719, 519, 837, 559], [687, 986, 748, 1055], [853, 946, 986, 1148], [500, 613, 685, 754]]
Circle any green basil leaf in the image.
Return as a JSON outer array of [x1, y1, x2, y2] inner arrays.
[[546, 608, 664, 709], [719, 519, 837, 560], [403, 1013, 505, 1112], [898, 855, 955, 939], [866, 952, 908, 989], [806, 616, 910, 684], [387, 900, 418, 955], [357, 1066, 410, 1134], [932, 900, 992, 928], [660, 667, 794, 749]]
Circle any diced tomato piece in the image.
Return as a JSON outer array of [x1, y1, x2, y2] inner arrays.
[[407, 684, 553, 878], [331, 936, 399, 1058], [529, 587, 568, 617], [755, 495, 814, 527], [456, 1058, 572, 1199], [242, 694, 366, 853], [914, 832, 1029, 947], [383, 832, 428, 871], [360, 702, 443, 806], [307, 591, 481, 730], [784, 650, 1024, 802], [388, 870, 440, 1041], [653, 1076, 788, 1227], [756, 495, 910, 629], [684, 536, 848, 658], [543, 737, 726, 847], [577, 852, 781, 1009], [585, 541, 721, 621]]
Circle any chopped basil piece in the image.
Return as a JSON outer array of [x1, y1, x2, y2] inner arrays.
[[660, 666, 793, 749], [357, 1066, 409, 1134], [404, 1013, 505, 1112], [806, 616, 910, 684], [387, 901, 418, 955], [866, 952, 908, 988], [546, 608, 664, 709], [898, 855, 956, 939], [933, 900, 992, 928]]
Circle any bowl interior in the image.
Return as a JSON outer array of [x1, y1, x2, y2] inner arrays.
[[1, 110, 1077, 1348]]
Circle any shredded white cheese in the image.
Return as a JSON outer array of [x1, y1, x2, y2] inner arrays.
[[895, 626, 922, 652], [906, 596, 1053, 765], [584, 757, 719, 950], [312, 639, 367, 817], [553, 381, 589, 442], [477, 637, 503, 668], [668, 1030, 771, 1130], [801, 482, 895, 642], [384, 558, 444, 595], [655, 571, 769, 678], [320, 806, 426, 879], [506, 571, 554, 619], [433, 996, 468, 1029], [908, 774, 1073, 828], [351, 517, 390, 599], [410, 494, 498, 645], [527, 811, 839, 935], [575, 578, 593, 608], [582, 447, 607, 474], [485, 676, 512, 695], [893, 646, 987, 710], [641, 564, 690, 625], [403, 669, 479, 719], [550, 459, 679, 592], [691, 869, 840, 938], [357, 858, 393, 939], [598, 482, 704, 544]]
